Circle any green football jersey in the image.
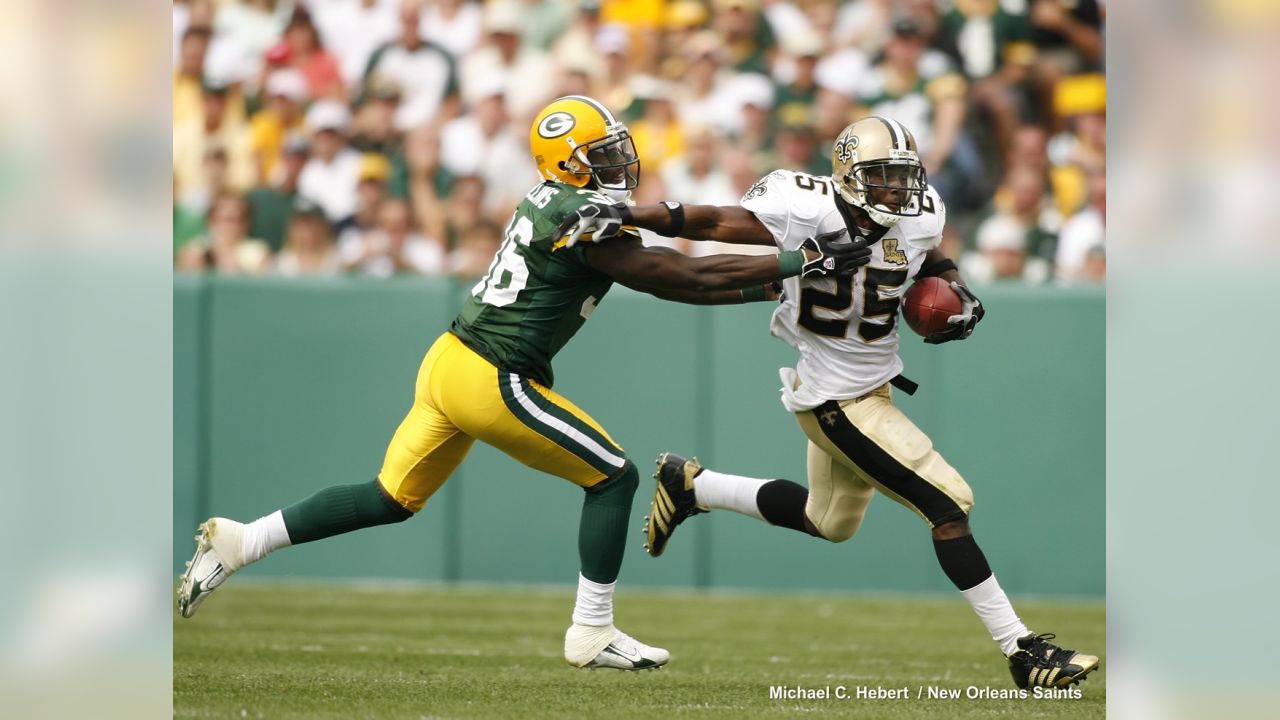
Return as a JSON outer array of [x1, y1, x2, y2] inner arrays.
[[451, 182, 627, 387]]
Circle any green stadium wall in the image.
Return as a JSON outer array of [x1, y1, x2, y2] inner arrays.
[[174, 276, 1104, 597]]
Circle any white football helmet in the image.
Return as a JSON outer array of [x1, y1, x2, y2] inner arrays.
[[831, 116, 927, 227]]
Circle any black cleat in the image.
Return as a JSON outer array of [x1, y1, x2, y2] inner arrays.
[[1007, 633, 1100, 689], [645, 453, 708, 557]]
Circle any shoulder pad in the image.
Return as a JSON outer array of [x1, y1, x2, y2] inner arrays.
[[900, 185, 947, 250]]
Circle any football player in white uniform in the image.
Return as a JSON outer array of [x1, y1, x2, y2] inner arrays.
[[557, 116, 1099, 689]]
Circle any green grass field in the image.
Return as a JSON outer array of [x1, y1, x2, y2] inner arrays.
[[174, 582, 1104, 719]]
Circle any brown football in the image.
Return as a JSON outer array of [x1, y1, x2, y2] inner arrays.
[[902, 276, 964, 337]]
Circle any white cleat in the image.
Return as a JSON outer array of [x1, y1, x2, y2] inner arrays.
[[564, 623, 670, 671], [177, 517, 247, 618]]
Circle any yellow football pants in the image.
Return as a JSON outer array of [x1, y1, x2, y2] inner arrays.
[[377, 332, 628, 512]]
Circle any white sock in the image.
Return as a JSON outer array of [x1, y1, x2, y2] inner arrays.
[[571, 573, 615, 627], [693, 469, 768, 521], [960, 574, 1031, 656], [240, 510, 292, 565]]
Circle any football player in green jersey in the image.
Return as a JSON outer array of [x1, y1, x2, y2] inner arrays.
[[179, 95, 870, 671]]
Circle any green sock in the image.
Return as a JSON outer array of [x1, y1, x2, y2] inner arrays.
[[281, 479, 413, 545], [578, 462, 639, 584]]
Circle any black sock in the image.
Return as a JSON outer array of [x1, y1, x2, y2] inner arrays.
[[933, 534, 993, 591], [281, 479, 413, 545], [755, 479, 815, 535]]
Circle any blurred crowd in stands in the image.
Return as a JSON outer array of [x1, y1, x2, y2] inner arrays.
[[173, 0, 1105, 284]]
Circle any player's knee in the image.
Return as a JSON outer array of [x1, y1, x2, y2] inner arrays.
[[931, 517, 970, 540], [809, 514, 861, 543], [587, 461, 638, 498]]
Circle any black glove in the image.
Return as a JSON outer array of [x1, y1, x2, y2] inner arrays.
[[924, 282, 985, 344], [799, 228, 873, 278], [555, 202, 634, 247]]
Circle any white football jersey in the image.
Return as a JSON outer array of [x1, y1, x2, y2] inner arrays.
[[740, 169, 946, 411]]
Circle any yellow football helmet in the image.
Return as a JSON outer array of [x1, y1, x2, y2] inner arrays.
[[831, 116, 927, 227], [530, 95, 639, 197]]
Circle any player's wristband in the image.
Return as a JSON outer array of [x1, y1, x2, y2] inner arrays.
[[777, 249, 806, 278], [917, 258, 957, 278], [741, 285, 768, 303], [662, 201, 685, 237]]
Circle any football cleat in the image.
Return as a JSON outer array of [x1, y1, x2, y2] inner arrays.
[[564, 623, 669, 671], [645, 452, 708, 558], [1007, 633, 1100, 689], [177, 517, 247, 618]]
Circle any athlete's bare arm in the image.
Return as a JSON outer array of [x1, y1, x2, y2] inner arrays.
[[626, 204, 776, 246], [583, 237, 802, 295], [589, 246, 779, 305]]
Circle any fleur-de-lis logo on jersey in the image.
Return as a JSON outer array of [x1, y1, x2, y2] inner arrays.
[[882, 238, 907, 266], [834, 133, 859, 164]]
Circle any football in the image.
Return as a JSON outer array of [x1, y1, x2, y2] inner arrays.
[[902, 276, 964, 337]]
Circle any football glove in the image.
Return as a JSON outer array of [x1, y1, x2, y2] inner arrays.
[[924, 282, 985, 344], [799, 228, 873, 278], [556, 202, 633, 247]]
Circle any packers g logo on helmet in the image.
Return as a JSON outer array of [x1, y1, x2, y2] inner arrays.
[[831, 116, 927, 227], [537, 112, 576, 139], [529, 96, 640, 193]]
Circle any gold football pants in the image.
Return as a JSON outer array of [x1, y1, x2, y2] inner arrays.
[[376, 332, 627, 512], [795, 383, 974, 540]]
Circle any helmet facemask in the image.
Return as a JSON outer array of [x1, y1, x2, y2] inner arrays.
[[838, 156, 927, 227], [565, 127, 640, 198]]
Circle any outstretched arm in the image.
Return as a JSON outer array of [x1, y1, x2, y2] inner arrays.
[[584, 231, 868, 301], [558, 202, 776, 247], [611, 247, 780, 305], [628, 204, 777, 246], [584, 237, 802, 293]]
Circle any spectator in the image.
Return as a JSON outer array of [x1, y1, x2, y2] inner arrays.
[[363, 1, 459, 131], [311, 0, 400, 89], [660, 125, 737, 207], [249, 69, 310, 183], [770, 106, 826, 176], [590, 24, 636, 122], [336, 154, 392, 253], [969, 164, 1061, 267], [852, 18, 967, 177], [677, 31, 745, 136], [276, 198, 344, 277], [517, 0, 574, 53], [273, 8, 346, 100], [734, 73, 775, 154], [343, 198, 445, 277], [174, 26, 214, 126], [712, 0, 775, 75], [173, 81, 255, 204], [939, 0, 1036, 169], [298, 100, 363, 222], [448, 218, 503, 280], [460, 0, 558, 121], [552, 0, 607, 79], [246, 133, 310, 252], [1055, 170, 1104, 284], [350, 75, 404, 157], [1028, 0, 1104, 132], [772, 30, 825, 131], [628, 76, 685, 176], [833, 0, 893, 55], [440, 79, 535, 216], [176, 193, 273, 274], [421, 0, 485, 60], [959, 214, 1050, 284], [215, 0, 290, 83]]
